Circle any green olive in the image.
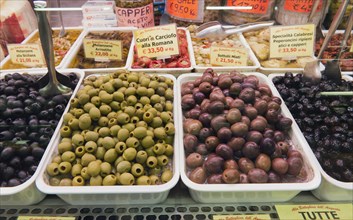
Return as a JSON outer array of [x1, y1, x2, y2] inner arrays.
[[136, 175, 151, 185], [89, 107, 101, 121], [165, 101, 173, 112], [129, 82, 138, 88], [141, 136, 155, 148], [113, 91, 124, 102], [149, 80, 159, 89], [95, 147, 106, 160], [89, 175, 102, 186], [132, 127, 147, 139], [52, 155, 62, 164], [153, 143, 166, 155], [58, 141, 72, 154], [147, 108, 158, 117], [97, 116, 109, 127], [136, 150, 148, 164], [160, 112, 172, 123], [146, 130, 154, 138], [149, 166, 161, 175], [72, 133, 84, 147], [71, 163, 83, 177], [123, 106, 135, 117], [46, 162, 59, 176], [124, 87, 136, 96], [122, 123, 135, 132], [101, 82, 115, 94], [70, 98, 79, 109], [85, 141, 97, 153], [143, 111, 153, 123], [117, 128, 130, 142], [87, 161, 101, 177], [135, 109, 146, 120], [149, 175, 159, 185], [127, 73, 139, 83], [60, 126, 72, 138], [58, 161, 72, 174], [49, 177, 60, 186], [115, 142, 127, 154], [91, 96, 101, 106], [110, 125, 121, 137], [157, 155, 169, 166], [68, 118, 79, 130], [99, 104, 112, 116], [98, 127, 110, 138], [104, 148, 118, 163], [150, 117, 163, 128], [112, 78, 123, 88], [134, 102, 143, 110], [165, 78, 173, 87], [161, 169, 173, 183], [107, 112, 118, 119], [59, 178, 72, 186], [102, 174, 117, 186], [81, 153, 96, 166], [136, 121, 148, 128], [117, 112, 130, 125], [80, 167, 90, 180], [79, 114, 92, 130], [155, 87, 166, 96], [119, 173, 134, 185], [126, 95, 137, 106], [71, 176, 84, 186], [136, 86, 148, 96], [154, 127, 167, 140], [126, 137, 139, 148], [147, 88, 155, 97], [102, 136, 115, 149], [84, 131, 99, 142], [61, 151, 76, 163], [165, 122, 175, 135], [87, 88, 99, 97], [116, 160, 131, 173], [146, 156, 158, 168], [164, 144, 174, 156], [109, 101, 121, 111], [100, 162, 112, 177], [78, 93, 90, 106], [130, 116, 140, 124], [75, 146, 85, 157], [123, 147, 137, 161], [165, 88, 173, 100], [140, 77, 150, 87], [150, 94, 161, 105], [131, 163, 144, 177]]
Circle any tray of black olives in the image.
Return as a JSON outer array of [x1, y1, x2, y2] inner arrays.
[[35, 70, 180, 205], [270, 72, 353, 201], [176, 69, 321, 203], [0, 69, 84, 205]]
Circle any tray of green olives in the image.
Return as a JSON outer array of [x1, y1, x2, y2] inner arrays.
[[0, 69, 85, 205], [35, 70, 180, 205]]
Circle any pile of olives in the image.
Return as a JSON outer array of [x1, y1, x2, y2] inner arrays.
[[0, 72, 78, 187], [273, 72, 353, 182], [47, 71, 175, 186], [182, 69, 307, 184]]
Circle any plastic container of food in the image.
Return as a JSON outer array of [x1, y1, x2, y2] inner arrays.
[[191, 33, 260, 73], [268, 73, 353, 201], [35, 72, 180, 205], [176, 72, 321, 203], [0, 69, 84, 205], [128, 28, 195, 75], [62, 27, 135, 73], [0, 27, 84, 71]]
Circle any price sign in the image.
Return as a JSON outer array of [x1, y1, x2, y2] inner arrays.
[[210, 46, 248, 66], [83, 39, 122, 60], [350, 43, 353, 52], [226, 0, 269, 14], [269, 24, 315, 59], [275, 203, 353, 220], [18, 217, 76, 220], [165, 0, 202, 21], [213, 214, 271, 220], [7, 44, 45, 67], [133, 23, 179, 58], [284, 0, 323, 13]]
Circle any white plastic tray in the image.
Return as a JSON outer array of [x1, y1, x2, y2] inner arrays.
[[193, 34, 260, 73], [0, 27, 84, 72], [268, 73, 353, 201], [176, 72, 321, 203], [0, 69, 85, 205], [61, 27, 136, 73], [36, 73, 180, 205], [128, 28, 196, 75]]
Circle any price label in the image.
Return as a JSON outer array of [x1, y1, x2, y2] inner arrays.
[[83, 39, 122, 60], [18, 217, 76, 220], [166, 0, 200, 20], [213, 214, 271, 220], [284, 0, 323, 13], [7, 44, 45, 67], [210, 46, 248, 66], [133, 23, 179, 58], [350, 43, 353, 52], [275, 203, 353, 220], [269, 24, 315, 59], [226, 0, 269, 14]]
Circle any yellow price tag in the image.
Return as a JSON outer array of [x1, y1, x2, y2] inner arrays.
[[270, 24, 315, 58], [133, 23, 179, 58], [350, 43, 353, 52], [7, 44, 45, 67], [213, 214, 271, 220], [275, 203, 353, 220], [83, 39, 122, 60], [17, 217, 75, 220], [210, 46, 248, 66]]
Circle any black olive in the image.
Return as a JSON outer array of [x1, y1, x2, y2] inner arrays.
[[17, 92, 27, 101], [23, 156, 35, 167], [11, 72, 23, 80], [17, 87, 28, 94], [0, 131, 14, 141], [4, 86, 16, 96], [39, 120, 49, 126], [8, 178, 21, 187], [15, 131, 27, 139], [47, 108, 54, 115], [28, 165, 37, 175], [9, 156, 21, 169], [32, 147, 45, 160], [30, 102, 41, 112], [39, 135, 50, 146], [24, 106, 32, 115], [2, 109, 12, 118], [14, 80, 26, 88], [29, 119, 39, 131], [17, 170, 27, 180], [30, 142, 40, 148], [36, 96, 46, 106], [23, 98, 34, 106], [52, 95, 66, 104], [0, 146, 15, 161], [47, 100, 56, 108], [38, 110, 49, 119], [28, 132, 40, 141], [11, 108, 25, 117], [49, 120, 58, 127], [17, 146, 31, 158], [3, 166, 15, 180], [54, 104, 65, 113]]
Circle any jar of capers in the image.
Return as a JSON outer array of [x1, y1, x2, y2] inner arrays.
[[115, 0, 155, 28]]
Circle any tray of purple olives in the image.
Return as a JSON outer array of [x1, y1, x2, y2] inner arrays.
[[0, 69, 84, 205], [35, 71, 180, 205], [269, 72, 353, 201], [176, 69, 321, 203]]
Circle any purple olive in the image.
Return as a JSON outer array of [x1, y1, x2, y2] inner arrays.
[[186, 153, 204, 168], [199, 127, 213, 142], [199, 112, 213, 127], [215, 144, 233, 160], [248, 168, 268, 183], [199, 81, 212, 94], [244, 75, 259, 87], [217, 127, 232, 142], [268, 171, 281, 183], [211, 115, 230, 132], [229, 83, 242, 98], [193, 92, 206, 105], [204, 155, 224, 174], [218, 75, 233, 90], [250, 118, 267, 132], [181, 94, 196, 111], [239, 173, 249, 183], [258, 84, 272, 96], [185, 108, 202, 119], [222, 168, 240, 183], [208, 101, 225, 114], [276, 117, 293, 131], [241, 116, 251, 127], [207, 174, 223, 184], [242, 141, 260, 159], [272, 158, 289, 175], [183, 119, 202, 135], [188, 167, 207, 184], [255, 153, 271, 172], [183, 134, 198, 153], [238, 157, 255, 174], [210, 88, 225, 103], [273, 130, 285, 142], [254, 99, 268, 115], [277, 141, 289, 155], [241, 82, 256, 90], [231, 122, 248, 137], [263, 129, 274, 139], [224, 159, 239, 170], [229, 98, 245, 111], [205, 136, 220, 152], [260, 138, 276, 156], [200, 99, 210, 113], [195, 143, 208, 155], [246, 131, 263, 144], [226, 108, 241, 124], [227, 137, 245, 151], [239, 87, 255, 103], [287, 156, 303, 176], [265, 108, 279, 123]]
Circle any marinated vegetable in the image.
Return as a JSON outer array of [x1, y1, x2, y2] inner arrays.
[[47, 71, 175, 186], [182, 69, 309, 184]]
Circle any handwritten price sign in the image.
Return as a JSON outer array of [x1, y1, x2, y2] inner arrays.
[[133, 23, 179, 58], [18, 217, 75, 220], [269, 24, 315, 58], [213, 214, 271, 220], [227, 0, 269, 14], [83, 39, 122, 60], [275, 203, 353, 220], [166, 0, 200, 20], [7, 44, 45, 67], [210, 46, 248, 66], [350, 43, 353, 52], [284, 0, 323, 13]]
